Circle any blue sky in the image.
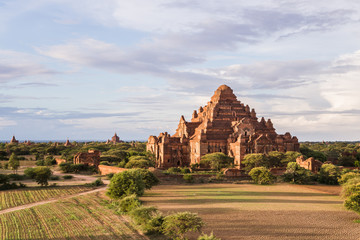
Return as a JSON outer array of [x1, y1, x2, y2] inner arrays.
[[1, 0, 360, 141]]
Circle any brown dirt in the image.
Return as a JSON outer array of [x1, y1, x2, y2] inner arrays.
[[141, 183, 360, 240]]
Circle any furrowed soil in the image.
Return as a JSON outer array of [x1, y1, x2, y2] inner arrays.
[[0, 191, 147, 240], [141, 183, 360, 240]]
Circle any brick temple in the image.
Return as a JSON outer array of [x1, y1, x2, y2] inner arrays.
[[147, 85, 299, 169]]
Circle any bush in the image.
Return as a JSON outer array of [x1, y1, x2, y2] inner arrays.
[[344, 191, 360, 214], [107, 170, 145, 199], [282, 162, 313, 184], [137, 169, 160, 189], [63, 175, 73, 179], [107, 173, 114, 179], [168, 167, 181, 173], [117, 194, 141, 213], [181, 168, 191, 174], [3, 162, 8, 169], [183, 174, 194, 183], [50, 175, 60, 180], [318, 164, 341, 185], [0, 174, 9, 184], [248, 167, 275, 185], [36, 159, 45, 166], [162, 212, 204, 240], [8, 174, 25, 181], [90, 178, 104, 186], [198, 232, 221, 240], [129, 206, 158, 225], [342, 177, 360, 198], [125, 159, 153, 169], [338, 172, 360, 185], [144, 215, 164, 235]]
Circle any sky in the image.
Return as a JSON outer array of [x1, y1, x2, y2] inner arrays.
[[1, 0, 360, 142]]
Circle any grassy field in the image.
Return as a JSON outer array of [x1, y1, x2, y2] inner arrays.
[[141, 183, 360, 240], [0, 191, 147, 240], [0, 186, 95, 210]]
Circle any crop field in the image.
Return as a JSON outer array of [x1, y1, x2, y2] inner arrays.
[[142, 183, 360, 240], [0, 191, 147, 240], [0, 186, 94, 210]]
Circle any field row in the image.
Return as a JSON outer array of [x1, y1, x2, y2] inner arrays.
[[0, 186, 94, 210], [0, 192, 147, 240]]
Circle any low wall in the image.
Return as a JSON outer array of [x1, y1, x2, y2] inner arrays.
[[98, 165, 127, 175]]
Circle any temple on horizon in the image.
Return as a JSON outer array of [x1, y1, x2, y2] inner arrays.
[[147, 85, 299, 169]]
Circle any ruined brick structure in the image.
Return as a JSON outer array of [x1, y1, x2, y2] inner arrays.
[[296, 156, 323, 173], [147, 85, 299, 169], [73, 150, 101, 167]]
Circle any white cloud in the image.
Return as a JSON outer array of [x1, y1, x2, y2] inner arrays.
[[0, 117, 16, 129]]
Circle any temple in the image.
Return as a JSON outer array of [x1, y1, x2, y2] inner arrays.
[[106, 133, 123, 144], [147, 85, 299, 169]]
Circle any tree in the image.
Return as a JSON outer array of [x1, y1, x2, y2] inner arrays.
[[267, 151, 284, 168], [318, 164, 341, 185], [242, 153, 267, 172], [248, 167, 275, 185], [8, 153, 20, 173], [200, 152, 233, 171], [163, 212, 204, 240], [282, 151, 301, 165], [282, 162, 312, 184], [33, 167, 52, 186], [106, 169, 145, 199]]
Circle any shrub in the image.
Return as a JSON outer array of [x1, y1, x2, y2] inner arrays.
[[198, 232, 221, 240], [125, 159, 153, 169], [168, 167, 181, 173], [92, 178, 104, 186], [144, 215, 164, 235], [338, 172, 360, 185], [318, 164, 341, 185], [248, 167, 275, 185], [137, 169, 160, 189], [50, 175, 60, 180], [162, 212, 204, 240], [3, 162, 8, 169], [0, 174, 9, 184], [129, 206, 158, 225], [0, 162, 2, 169], [117, 194, 141, 213], [200, 152, 233, 171], [36, 159, 45, 166], [342, 177, 360, 198], [282, 162, 313, 184], [63, 175, 73, 179], [106, 169, 145, 199], [183, 174, 194, 183], [8, 174, 25, 181], [344, 191, 360, 214], [8, 153, 20, 173], [181, 168, 191, 174]]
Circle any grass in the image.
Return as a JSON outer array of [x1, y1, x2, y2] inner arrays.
[[141, 183, 360, 240], [0, 186, 94, 210], [0, 191, 147, 240]]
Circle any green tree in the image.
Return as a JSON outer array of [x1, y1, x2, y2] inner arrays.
[[267, 151, 284, 168], [8, 153, 20, 173], [242, 153, 267, 172], [282, 162, 312, 184], [248, 167, 275, 185], [106, 169, 145, 199], [200, 152, 233, 171], [33, 167, 52, 186], [198, 232, 221, 240], [282, 151, 301, 165], [162, 212, 204, 240], [318, 164, 341, 185]]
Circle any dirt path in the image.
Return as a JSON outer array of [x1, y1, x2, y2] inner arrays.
[[0, 185, 107, 215]]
